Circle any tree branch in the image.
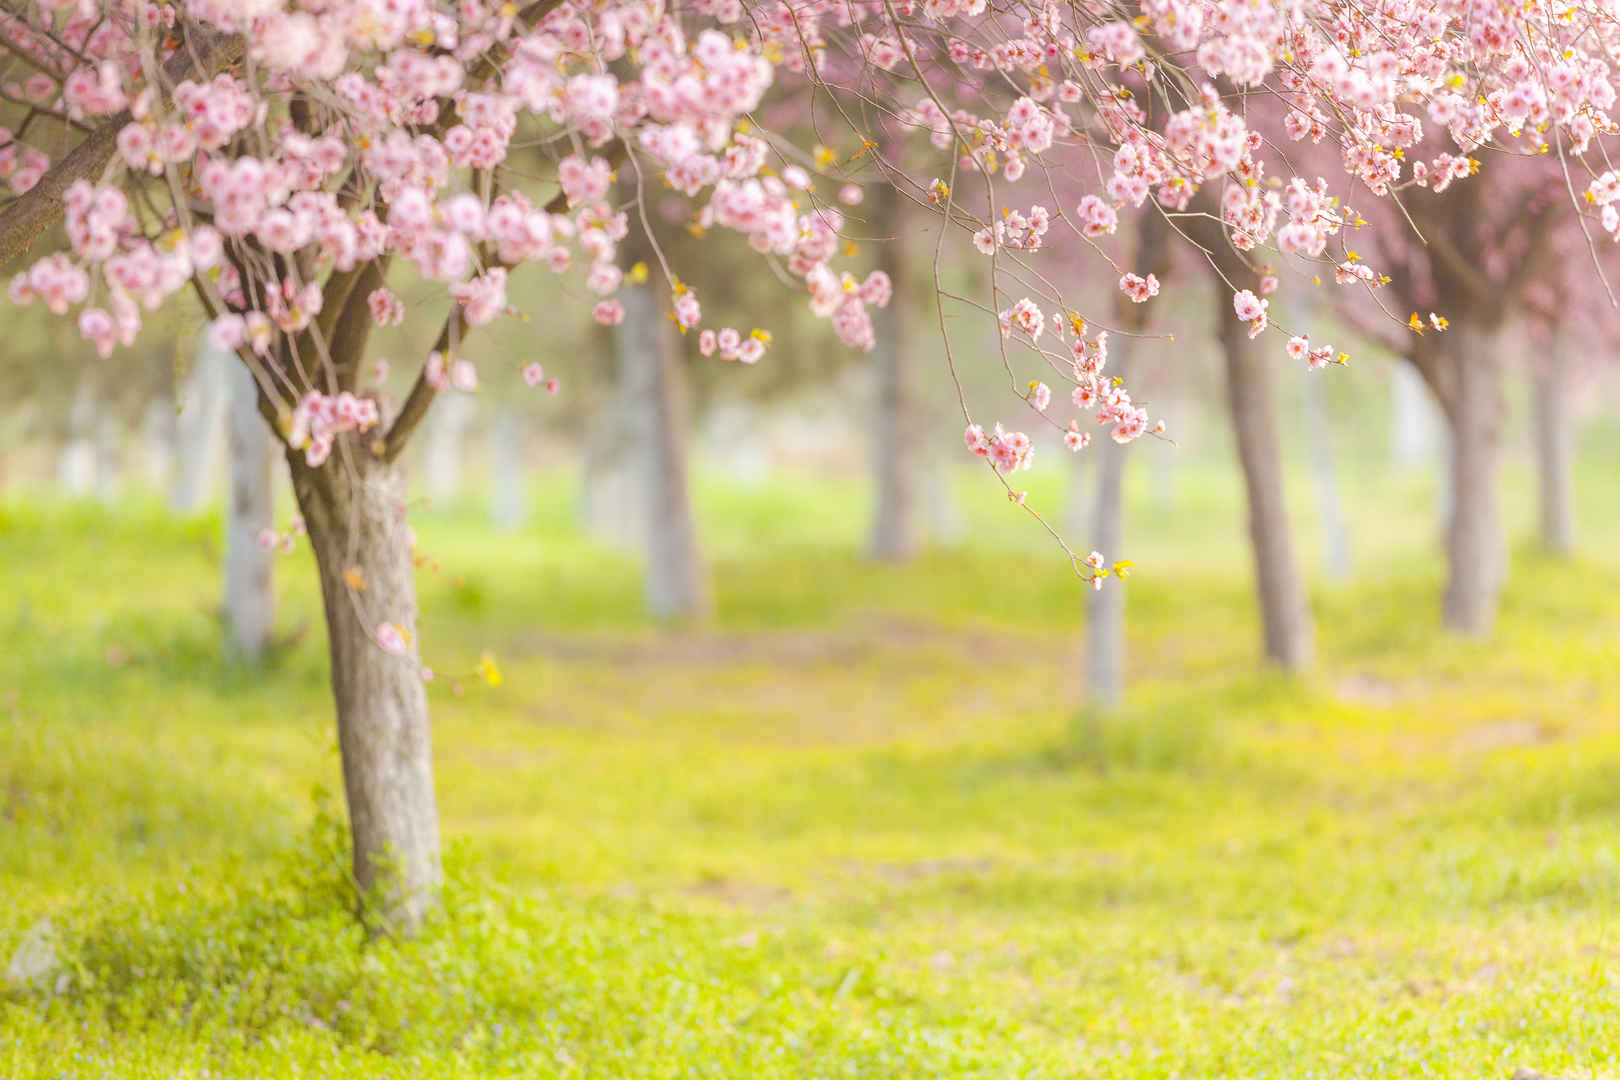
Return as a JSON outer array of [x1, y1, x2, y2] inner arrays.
[[0, 25, 242, 269], [376, 307, 462, 463], [374, 137, 626, 462]]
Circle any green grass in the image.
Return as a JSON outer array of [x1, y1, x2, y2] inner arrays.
[[1, 454, 1618, 1077]]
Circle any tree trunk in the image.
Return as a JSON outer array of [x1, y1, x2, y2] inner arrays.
[[1066, 441, 1092, 536], [140, 397, 175, 490], [615, 246, 710, 620], [1218, 317, 1315, 669], [1085, 338, 1132, 707], [488, 407, 529, 530], [579, 405, 641, 546], [224, 362, 276, 662], [1300, 359, 1350, 582], [57, 383, 97, 496], [1150, 382, 1176, 512], [421, 389, 474, 508], [1389, 359, 1441, 468], [923, 450, 964, 544], [867, 183, 921, 562], [1439, 326, 1505, 635], [289, 446, 440, 933], [171, 336, 228, 514], [1531, 339, 1575, 556]]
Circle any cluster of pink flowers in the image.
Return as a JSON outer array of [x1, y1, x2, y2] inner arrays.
[[1285, 335, 1338, 371], [964, 423, 1034, 475], [973, 205, 1051, 254], [806, 267, 892, 351], [256, 515, 306, 556], [369, 288, 405, 327], [699, 328, 768, 364], [424, 351, 479, 394], [4, 0, 1619, 593], [1232, 290, 1270, 338], [999, 298, 1045, 342], [289, 390, 382, 468], [1119, 273, 1160, 304], [1075, 195, 1119, 238], [522, 362, 560, 394]]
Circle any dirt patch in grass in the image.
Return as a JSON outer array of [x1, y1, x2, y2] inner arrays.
[[511, 615, 1059, 671]]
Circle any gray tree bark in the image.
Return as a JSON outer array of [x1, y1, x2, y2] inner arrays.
[[1085, 337, 1133, 708], [1218, 313, 1315, 669], [1300, 359, 1350, 582], [923, 450, 964, 544], [57, 383, 97, 495], [171, 337, 229, 514], [140, 397, 175, 490], [1390, 359, 1441, 468], [1438, 325, 1505, 635], [615, 237, 710, 620], [224, 362, 276, 662], [1530, 338, 1575, 556], [421, 389, 474, 508], [1083, 206, 1172, 702], [488, 407, 529, 530], [1065, 442, 1092, 537], [867, 182, 921, 562], [579, 406, 642, 546], [290, 443, 440, 933]]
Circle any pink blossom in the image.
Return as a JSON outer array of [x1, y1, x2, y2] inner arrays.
[[1119, 273, 1159, 303], [425, 351, 449, 391], [522, 362, 545, 387], [1000, 298, 1044, 341], [377, 622, 408, 655], [449, 359, 478, 392], [593, 299, 625, 326], [673, 292, 701, 329], [368, 288, 404, 327]]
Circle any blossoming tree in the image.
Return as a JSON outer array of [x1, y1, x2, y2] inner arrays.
[[3, 0, 1614, 929], [1329, 157, 1595, 633]]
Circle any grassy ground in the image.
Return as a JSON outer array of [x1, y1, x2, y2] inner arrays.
[[1, 449, 1618, 1078]]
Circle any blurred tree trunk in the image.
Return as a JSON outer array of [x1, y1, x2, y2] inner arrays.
[[57, 382, 97, 495], [615, 224, 710, 620], [172, 336, 228, 514], [224, 362, 275, 662], [140, 397, 175, 490], [1150, 379, 1176, 512], [1389, 359, 1441, 467], [1085, 338, 1131, 707], [1300, 354, 1349, 582], [1085, 210, 1170, 705], [289, 436, 440, 934], [1431, 324, 1505, 635], [579, 403, 641, 545], [422, 389, 473, 509], [1066, 443, 1092, 536], [867, 181, 921, 563], [923, 449, 963, 544], [1217, 311, 1315, 669], [1530, 337, 1575, 556], [488, 407, 529, 530]]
